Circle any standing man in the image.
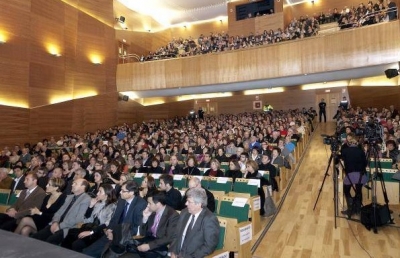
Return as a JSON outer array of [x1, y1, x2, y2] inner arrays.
[[0, 172, 46, 231], [319, 98, 327, 123], [198, 107, 204, 120], [170, 188, 219, 258]]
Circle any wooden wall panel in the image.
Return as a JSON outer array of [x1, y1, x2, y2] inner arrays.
[[0, 0, 117, 148], [117, 21, 400, 92], [348, 87, 400, 110], [31, 0, 65, 25], [228, 0, 284, 36], [0, 107, 30, 148], [255, 14, 285, 34], [0, 60, 30, 105], [63, 0, 114, 27], [29, 102, 74, 141], [168, 20, 229, 40]]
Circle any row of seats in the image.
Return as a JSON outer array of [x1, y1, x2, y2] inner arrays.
[[207, 127, 314, 258]]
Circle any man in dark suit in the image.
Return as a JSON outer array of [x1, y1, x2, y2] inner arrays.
[[0, 172, 46, 231], [31, 178, 91, 245], [130, 190, 179, 257], [170, 188, 219, 258], [164, 155, 183, 175], [159, 174, 182, 210], [10, 166, 26, 193], [141, 150, 152, 173], [83, 180, 147, 258], [319, 98, 327, 123]]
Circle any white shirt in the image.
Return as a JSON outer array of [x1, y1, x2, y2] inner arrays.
[[25, 186, 38, 198], [181, 209, 202, 248], [13, 176, 23, 192]]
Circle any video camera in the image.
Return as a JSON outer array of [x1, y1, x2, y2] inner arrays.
[[354, 117, 383, 144], [322, 134, 341, 152]]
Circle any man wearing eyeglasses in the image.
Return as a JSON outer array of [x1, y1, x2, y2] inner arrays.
[[170, 188, 219, 258], [83, 180, 147, 258]]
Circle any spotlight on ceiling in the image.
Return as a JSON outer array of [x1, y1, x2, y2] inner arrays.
[[119, 16, 125, 23], [385, 69, 400, 79]]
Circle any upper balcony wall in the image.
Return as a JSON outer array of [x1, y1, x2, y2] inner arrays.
[[117, 21, 400, 92]]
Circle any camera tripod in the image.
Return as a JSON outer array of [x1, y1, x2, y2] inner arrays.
[[313, 147, 341, 228], [365, 143, 394, 233]]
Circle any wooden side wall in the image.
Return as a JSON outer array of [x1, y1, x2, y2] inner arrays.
[[348, 86, 400, 110], [0, 0, 119, 147]]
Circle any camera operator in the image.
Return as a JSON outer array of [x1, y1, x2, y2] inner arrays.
[[339, 132, 368, 218]]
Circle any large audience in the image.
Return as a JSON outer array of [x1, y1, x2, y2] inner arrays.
[[140, 1, 397, 62], [0, 107, 316, 256]]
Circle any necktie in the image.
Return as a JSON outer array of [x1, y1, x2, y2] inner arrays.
[[24, 190, 31, 200], [169, 167, 173, 175], [181, 215, 195, 249], [151, 212, 161, 237], [119, 202, 129, 223], [60, 196, 77, 223]]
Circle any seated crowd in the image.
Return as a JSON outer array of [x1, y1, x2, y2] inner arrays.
[[337, 104, 400, 167], [333, 1, 397, 29], [0, 108, 315, 257], [141, 16, 321, 62], [140, 1, 397, 62]]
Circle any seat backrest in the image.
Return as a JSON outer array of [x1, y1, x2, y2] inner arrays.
[[131, 173, 145, 185], [0, 189, 10, 205], [8, 190, 22, 205], [218, 196, 249, 223], [258, 170, 270, 181], [173, 174, 187, 190], [369, 158, 392, 169], [233, 178, 258, 196], [208, 177, 233, 193], [216, 217, 227, 250], [220, 162, 229, 172]]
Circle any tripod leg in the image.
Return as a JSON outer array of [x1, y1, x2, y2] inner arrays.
[[313, 154, 333, 211]]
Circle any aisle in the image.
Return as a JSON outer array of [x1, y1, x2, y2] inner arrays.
[[253, 123, 400, 258]]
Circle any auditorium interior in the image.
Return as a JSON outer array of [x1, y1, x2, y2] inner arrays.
[[1, 0, 400, 257]]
